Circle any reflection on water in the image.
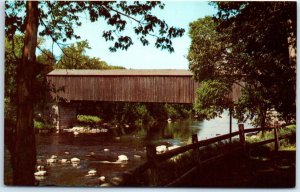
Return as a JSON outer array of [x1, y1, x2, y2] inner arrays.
[[5, 111, 251, 186]]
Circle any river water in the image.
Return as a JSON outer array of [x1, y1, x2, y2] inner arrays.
[[4, 112, 251, 186]]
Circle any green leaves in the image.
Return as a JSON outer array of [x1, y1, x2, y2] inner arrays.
[[188, 17, 225, 82], [5, 1, 26, 38], [215, 2, 296, 123], [194, 80, 231, 120], [6, 1, 184, 54], [189, 2, 296, 125]]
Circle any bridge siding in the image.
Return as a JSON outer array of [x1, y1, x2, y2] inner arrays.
[[47, 75, 198, 103]]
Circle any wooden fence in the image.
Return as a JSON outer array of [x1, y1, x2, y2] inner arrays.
[[109, 124, 292, 187]]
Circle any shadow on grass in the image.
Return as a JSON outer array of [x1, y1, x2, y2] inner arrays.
[[176, 148, 295, 188]]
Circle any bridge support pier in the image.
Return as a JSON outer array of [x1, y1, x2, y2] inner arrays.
[[57, 102, 77, 130]]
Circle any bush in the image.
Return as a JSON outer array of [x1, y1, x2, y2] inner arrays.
[[34, 120, 43, 129], [34, 120, 53, 129], [279, 124, 296, 136], [246, 124, 296, 150], [77, 115, 101, 124], [279, 124, 296, 149]]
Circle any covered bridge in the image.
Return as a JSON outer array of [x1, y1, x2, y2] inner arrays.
[[47, 69, 199, 129], [47, 69, 198, 103]]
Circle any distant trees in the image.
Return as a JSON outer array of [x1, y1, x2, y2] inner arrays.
[[55, 40, 125, 69], [77, 101, 192, 127], [4, 36, 122, 128], [188, 2, 296, 127], [5, 35, 53, 124]]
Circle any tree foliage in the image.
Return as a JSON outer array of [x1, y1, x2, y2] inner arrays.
[[5, 35, 55, 123], [6, 1, 184, 53], [214, 1, 296, 123], [193, 80, 231, 120], [188, 17, 234, 120], [77, 101, 192, 127], [189, 2, 296, 126], [5, 35, 23, 101]]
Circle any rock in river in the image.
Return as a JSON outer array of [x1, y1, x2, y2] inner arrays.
[[156, 145, 167, 154], [60, 159, 68, 164], [71, 157, 80, 163], [133, 155, 142, 160], [34, 170, 47, 176], [46, 158, 57, 164], [117, 155, 128, 162], [99, 176, 106, 182], [86, 169, 97, 176]]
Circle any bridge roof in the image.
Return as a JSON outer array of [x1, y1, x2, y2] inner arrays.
[[48, 69, 193, 76]]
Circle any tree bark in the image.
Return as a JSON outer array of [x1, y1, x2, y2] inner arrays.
[[12, 1, 39, 186]]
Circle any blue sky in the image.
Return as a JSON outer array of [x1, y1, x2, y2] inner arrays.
[[46, 1, 217, 69]]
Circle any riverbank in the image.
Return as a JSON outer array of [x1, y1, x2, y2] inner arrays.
[[166, 125, 296, 187], [5, 120, 294, 187], [179, 149, 295, 187], [123, 124, 296, 187]]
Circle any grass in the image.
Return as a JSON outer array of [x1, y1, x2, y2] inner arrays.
[[77, 115, 101, 124], [246, 124, 296, 151], [182, 149, 296, 187], [280, 144, 296, 151], [280, 124, 296, 135], [158, 141, 296, 187], [131, 124, 296, 187], [133, 140, 242, 186]]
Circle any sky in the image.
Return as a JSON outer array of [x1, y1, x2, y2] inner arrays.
[[44, 1, 217, 70]]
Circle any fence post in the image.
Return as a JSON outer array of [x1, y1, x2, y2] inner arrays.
[[274, 127, 279, 151], [146, 144, 158, 186], [238, 124, 246, 154], [192, 134, 200, 163]]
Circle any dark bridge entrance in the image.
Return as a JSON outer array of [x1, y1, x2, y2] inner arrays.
[[47, 69, 199, 129]]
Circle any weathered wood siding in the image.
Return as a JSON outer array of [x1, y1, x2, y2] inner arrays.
[[47, 74, 198, 103], [58, 102, 77, 129]]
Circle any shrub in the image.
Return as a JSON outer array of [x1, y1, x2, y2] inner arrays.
[[34, 120, 53, 129], [77, 115, 101, 124], [279, 124, 296, 136], [34, 120, 43, 129]]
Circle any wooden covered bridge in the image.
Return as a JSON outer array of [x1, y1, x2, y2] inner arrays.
[[47, 69, 198, 129], [47, 69, 242, 129]]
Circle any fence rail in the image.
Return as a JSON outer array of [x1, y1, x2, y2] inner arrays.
[[111, 124, 292, 186]]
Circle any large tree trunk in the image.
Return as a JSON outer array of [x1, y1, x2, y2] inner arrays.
[[12, 1, 39, 185]]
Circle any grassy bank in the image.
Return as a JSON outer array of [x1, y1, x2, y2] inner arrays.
[[132, 124, 296, 187], [246, 124, 296, 151]]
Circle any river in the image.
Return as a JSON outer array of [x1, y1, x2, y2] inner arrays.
[[4, 112, 251, 186]]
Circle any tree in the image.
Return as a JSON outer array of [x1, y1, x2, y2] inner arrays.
[[214, 1, 296, 123], [5, 1, 184, 185], [55, 40, 124, 69], [193, 80, 232, 120], [188, 16, 234, 120], [5, 35, 23, 112], [188, 2, 296, 128]]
